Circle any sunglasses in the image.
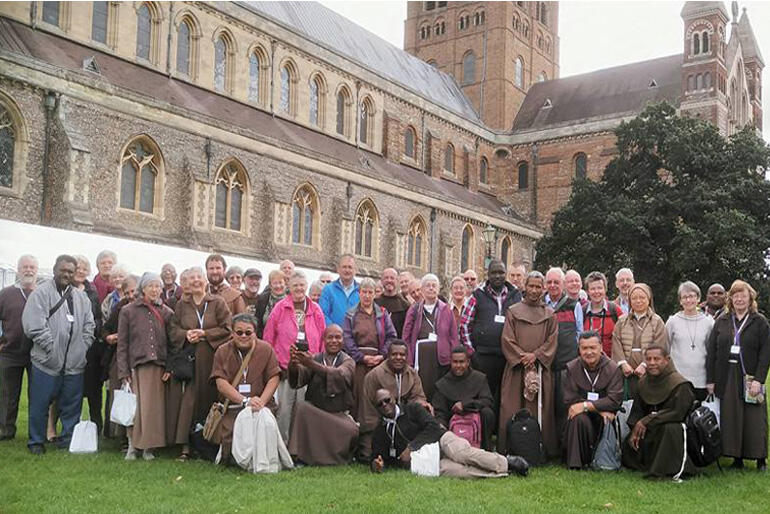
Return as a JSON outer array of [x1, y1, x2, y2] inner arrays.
[[377, 397, 393, 407], [234, 330, 254, 337]]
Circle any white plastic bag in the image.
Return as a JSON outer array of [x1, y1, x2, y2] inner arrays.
[[617, 399, 634, 443], [110, 384, 136, 427], [69, 420, 98, 453], [701, 394, 720, 427], [232, 408, 294, 474], [410, 442, 440, 477]]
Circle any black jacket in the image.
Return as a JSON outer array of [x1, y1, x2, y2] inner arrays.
[[706, 311, 770, 398], [469, 282, 521, 356], [432, 369, 494, 427], [371, 402, 445, 469]]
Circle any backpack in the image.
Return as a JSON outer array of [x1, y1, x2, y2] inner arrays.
[[449, 412, 482, 448], [686, 403, 722, 467], [591, 418, 622, 471], [505, 408, 546, 466], [583, 301, 619, 324]]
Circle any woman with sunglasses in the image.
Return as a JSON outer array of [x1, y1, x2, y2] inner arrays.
[[168, 266, 232, 460], [210, 313, 281, 465]]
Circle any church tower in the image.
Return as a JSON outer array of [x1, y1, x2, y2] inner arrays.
[[404, 1, 560, 131], [736, 6, 764, 132], [679, 1, 730, 134]]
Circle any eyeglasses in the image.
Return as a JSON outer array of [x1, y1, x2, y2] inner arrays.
[[234, 330, 254, 337], [377, 397, 393, 407]]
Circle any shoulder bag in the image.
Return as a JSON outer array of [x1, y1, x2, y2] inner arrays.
[[202, 343, 255, 442]]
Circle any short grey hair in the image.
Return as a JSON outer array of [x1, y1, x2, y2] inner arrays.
[[226, 266, 243, 279], [289, 270, 307, 283], [677, 281, 701, 300], [72, 255, 90, 274], [545, 267, 565, 280], [110, 263, 131, 278], [359, 277, 377, 290], [525, 270, 545, 285], [187, 266, 205, 279], [137, 272, 162, 297], [421, 273, 440, 287], [17, 254, 38, 270], [615, 267, 634, 280], [308, 280, 323, 293], [96, 250, 117, 265]]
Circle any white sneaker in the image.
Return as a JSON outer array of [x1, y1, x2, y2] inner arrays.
[[125, 450, 137, 461], [142, 450, 155, 461]]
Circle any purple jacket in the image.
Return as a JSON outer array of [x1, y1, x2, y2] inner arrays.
[[342, 304, 397, 363], [402, 299, 468, 367]]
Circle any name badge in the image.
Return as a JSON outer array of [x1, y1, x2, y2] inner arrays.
[[428, 332, 438, 342], [238, 384, 251, 394], [297, 331, 306, 341], [494, 315, 505, 324], [66, 314, 74, 323], [389, 447, 396, 458], [631, 348, 642, 352], [587, 392, 599, 402], [730, 345, 741, 355]]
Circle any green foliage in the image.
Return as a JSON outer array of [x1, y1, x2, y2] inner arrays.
[[535, 103, 770, 316]]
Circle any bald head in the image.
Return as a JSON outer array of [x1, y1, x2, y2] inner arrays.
[[323, 324, 344, 354]]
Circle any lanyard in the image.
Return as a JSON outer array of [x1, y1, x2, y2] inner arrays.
[[324, 352, 340, 368], [583, 366, 601, 392], [18, 286, 28, 302], [732, 314, 749, 347], [423, 305, 436, 333], [395, 372, 402, 404], [236, 348, 248, 382], [196, 302, 208, 329], [494, 292, 504, 315]]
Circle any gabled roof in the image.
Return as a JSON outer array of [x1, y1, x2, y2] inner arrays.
[[236, 1, 481, 122], [738, 9, 764, 65], [512, 54, 683, 133], [680, 1, 728, 19]]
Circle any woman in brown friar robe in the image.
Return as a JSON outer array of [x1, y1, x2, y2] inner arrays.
[[498, 272, 558, 456]]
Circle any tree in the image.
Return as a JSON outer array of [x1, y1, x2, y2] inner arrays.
[[535, 103, 770, 316]]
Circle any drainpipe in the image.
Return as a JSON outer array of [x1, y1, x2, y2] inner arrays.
[[429, 207, 437, 273], [420, 111, 427, 174], [40, 91, 57, 224], [530, 143, 539, 225], [166, 2, 174, 76], [204, 138, 212, 179]]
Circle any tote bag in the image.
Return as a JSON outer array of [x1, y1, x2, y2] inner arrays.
[[69, 420, 98, 453], [110, 383, 136, 427]]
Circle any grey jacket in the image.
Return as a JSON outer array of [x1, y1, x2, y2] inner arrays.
[[22, 279, 95, 376]]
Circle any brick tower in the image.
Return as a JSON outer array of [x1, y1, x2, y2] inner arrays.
[[404, 1, 560, 131]]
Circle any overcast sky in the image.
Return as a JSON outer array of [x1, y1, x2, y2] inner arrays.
[[319, 1, 770, 140]]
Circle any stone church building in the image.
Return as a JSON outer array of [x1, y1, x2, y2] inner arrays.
[[0, 1, 763, 280]]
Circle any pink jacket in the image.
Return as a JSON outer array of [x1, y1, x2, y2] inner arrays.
[[263, 295, 326, 369]]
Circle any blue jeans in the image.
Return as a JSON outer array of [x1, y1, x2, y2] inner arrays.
[[28, 365, 83, 448]]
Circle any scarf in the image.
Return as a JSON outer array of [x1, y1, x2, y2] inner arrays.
[[263, 291, 286, 326], [637, 360, 689, 405]]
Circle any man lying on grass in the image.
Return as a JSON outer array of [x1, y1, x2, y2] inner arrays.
[[370, 388, 529, 478]]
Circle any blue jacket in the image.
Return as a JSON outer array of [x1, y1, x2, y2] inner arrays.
[[319, 279, 360, 326]]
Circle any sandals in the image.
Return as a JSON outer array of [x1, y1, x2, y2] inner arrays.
[[176, 452, 190, 462]]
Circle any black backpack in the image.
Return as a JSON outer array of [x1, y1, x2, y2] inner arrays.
[[505, 409, 546, 467], [686, 402, 722, 467], [583, 301, 620, 323]]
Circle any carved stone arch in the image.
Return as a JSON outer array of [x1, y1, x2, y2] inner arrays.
[[0, 91, 30, 198], [117, 133, 165, 216]]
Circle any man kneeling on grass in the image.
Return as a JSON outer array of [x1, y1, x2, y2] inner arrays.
[[370, 388, 529, 478]]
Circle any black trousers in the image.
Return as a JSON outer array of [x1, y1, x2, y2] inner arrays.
[[478, 406, 496, 451], [552, 368, 567, 453], [0, 359, 28, 438], [472, 353, 505, 427], [83, 344, 106, 433]]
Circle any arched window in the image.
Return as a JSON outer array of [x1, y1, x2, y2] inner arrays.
[[523, 22, 530, 38], [213, 32, 234, 93], [176, 19, 191, 75], [462, 52, 476, 85], [309, 74, 325, 127], [136, 3, 155, 61], [248, 49, 266, 104], [279, 62, 296, 115], [355, 200, 378, 258], [292, 185, 319, 246], [360, 96, 374, 145], [500, 237, 511, 265], [119, 136, 162, 214], [702, 30, 709, 53], [513, 14, 520, 31], [693, 32, 700, 55], [0, 105, 17, 189], [705, 72, 712, 89], [537, 32, 544, 50], [42, 2, 60, 26], [574, 152, 587, 179], [461, 225, 474, 272], [404, 127, 416, 159], [545, 37, 552, 55], [539, 2, 547, 24], [537, 72, 547, 83], [336, 86, 351, 137], [687, 75, 694, 91], [517, 161, 528, 190], [444, 143, 455, 174], [479, 157, 488, 184], [214, 160, 247, 231], [696, 73, 703, 90], [407, 216, 427, 268], [515, 57, 524, 88], [92, 1, 108, 43]]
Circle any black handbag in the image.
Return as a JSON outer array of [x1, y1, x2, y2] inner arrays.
[[167, 342, 196, 382]]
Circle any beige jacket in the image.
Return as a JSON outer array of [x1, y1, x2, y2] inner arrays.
[[611, 309, 667, 369]]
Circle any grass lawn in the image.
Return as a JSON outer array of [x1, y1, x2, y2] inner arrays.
[[1, 379, 768, 514]]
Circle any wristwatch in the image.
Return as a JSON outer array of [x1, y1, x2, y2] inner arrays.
[[582, 401, 589, 413], [241, 396, 249, 407]]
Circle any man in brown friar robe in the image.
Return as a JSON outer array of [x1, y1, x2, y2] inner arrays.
[[498, 272, 559, 456], [358, 340, 429, 460], [288, 325, 358, 465], [205, 254, 246, 315], [562, 331, 623, 469], [622, 345, 697, 479]]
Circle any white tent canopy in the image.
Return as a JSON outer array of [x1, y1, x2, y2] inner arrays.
[[0, 219, 332, 288]]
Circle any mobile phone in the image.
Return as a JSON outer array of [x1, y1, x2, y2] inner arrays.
[[296, 341, 309, 352]]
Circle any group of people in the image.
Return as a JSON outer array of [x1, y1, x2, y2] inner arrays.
[[0, 250, 767, 479]]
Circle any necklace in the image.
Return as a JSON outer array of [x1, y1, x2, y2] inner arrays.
[[683, 314, 699, 350]]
